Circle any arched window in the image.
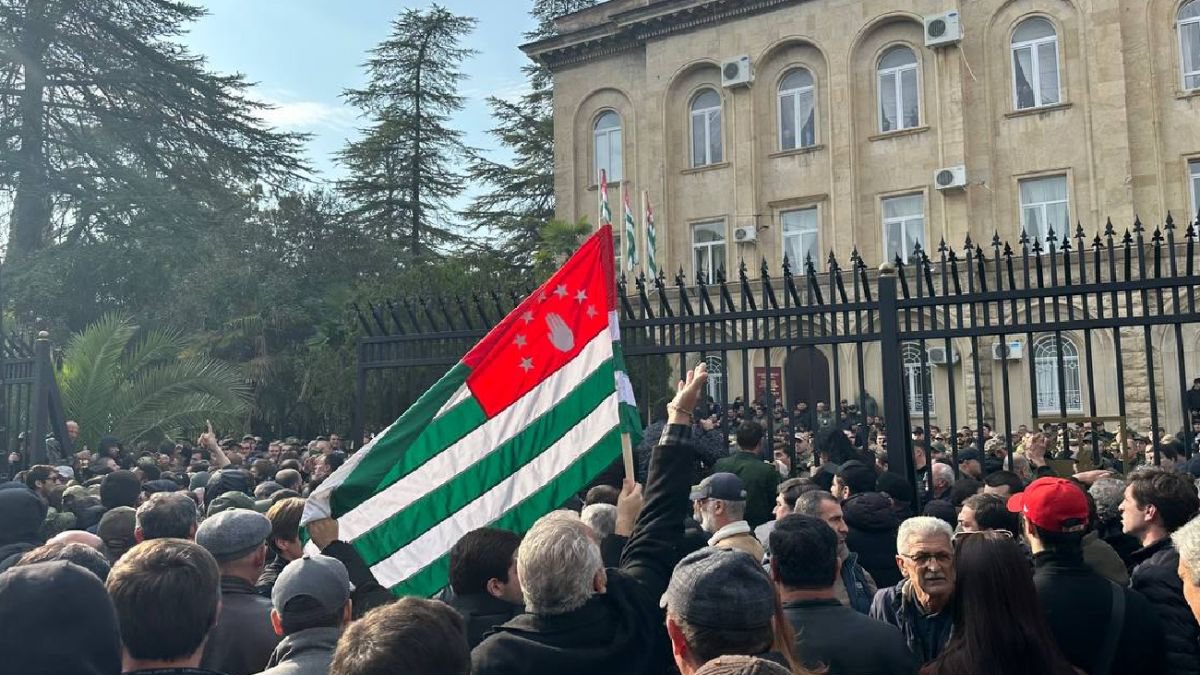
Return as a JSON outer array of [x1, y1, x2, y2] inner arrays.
[[1012, 17, 1061, 109], [704, 355, 726, 403], [778, 68, 816, 150], [593, 111, 622, 183], [902, 343, 933, 415], [1181, 0, 1200, 90], [1033, 335, 1082, 413], [878, 46, 920, 132], [690, 89, 723, 167]]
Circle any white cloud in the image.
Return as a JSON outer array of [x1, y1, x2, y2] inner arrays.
[[254, 92, 358, 133]]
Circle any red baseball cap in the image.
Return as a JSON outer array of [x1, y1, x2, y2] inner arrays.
[[1006, 477, 1089, 533]]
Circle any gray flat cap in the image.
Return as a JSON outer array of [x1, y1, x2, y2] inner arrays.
[[196, 509, 270, 563], [272, 554, 351, 619], [660, 546, 774, 630]]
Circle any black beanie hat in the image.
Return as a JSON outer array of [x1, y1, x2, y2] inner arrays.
[[100, 470, 141, 510], [0, 484, 48, 547], [0, 561, 122, 675]]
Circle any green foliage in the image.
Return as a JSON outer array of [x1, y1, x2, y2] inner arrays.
[[0, 0, 306, 262], [59, 314, 251, 450], [338, 5, 477, 259]]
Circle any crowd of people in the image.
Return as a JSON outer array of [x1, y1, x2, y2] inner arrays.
[[6, 363, 1200, 674]]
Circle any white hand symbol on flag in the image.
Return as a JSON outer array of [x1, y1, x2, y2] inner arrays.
[[545, 313, 575, 352]]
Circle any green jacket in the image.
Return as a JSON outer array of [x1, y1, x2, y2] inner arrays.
[[712, 451, 781, 529]]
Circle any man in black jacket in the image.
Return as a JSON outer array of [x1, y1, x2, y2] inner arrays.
[[773, 514, 916, 674], [1120, 467, 1200, 675], [446, 527, 523, 648], [471, 363, 706, 675], [1012, 477, 1165, 675]]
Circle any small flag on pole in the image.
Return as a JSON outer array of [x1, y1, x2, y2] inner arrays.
[[622, 186, 637, 271], [599, 169, 612, 228], [643, 191, 657, 278], [301, 226, 641, 598]]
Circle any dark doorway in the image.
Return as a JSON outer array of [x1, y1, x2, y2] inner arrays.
[[785, 346, 830, 410]]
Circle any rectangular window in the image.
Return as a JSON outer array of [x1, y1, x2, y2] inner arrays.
[[1190, 159, 1200, 219], [1019, 175, 1070, 244], [1013, 38, 1061, 109], [781, 208, 819, 269], [882, 194, 925, 264], [879, 66, 919, 132], [692, 221, 726, 283], [691, 107, 723, 167], [1183, 16, 1200, 90], [779, 89, 815, 150]]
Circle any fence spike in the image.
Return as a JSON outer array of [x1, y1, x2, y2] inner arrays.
[[1104, 218, 1116, 238], [1152, 227, 1164, 245], [1122, 229, 1133, 246], [1187, 222, 1197, 241], [782, 254, 793, 278], [1092, 234, 1104, 250], [991, 231, 1001, 248], [1166, 212, 1176, 231], [1003, 242, 1014, 258], [760, 257, 771, 279], [1133, 216, 1144, 234], [963, 233, 974, 250]]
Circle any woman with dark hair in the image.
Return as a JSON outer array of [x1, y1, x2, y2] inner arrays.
[[921, 532, 1079, 675]]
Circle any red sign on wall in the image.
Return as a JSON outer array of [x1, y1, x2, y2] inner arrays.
[[754, 367, 782, 402]]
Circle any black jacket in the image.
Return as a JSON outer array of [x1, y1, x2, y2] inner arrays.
[[784, 598, 916, 675], [200, 576, 281, 675], [868, 581, 953, 665], [471, 426, 695, 675], [321, 540, 394, 619], [1129, 538, 1200, 675], [1032, 550, 1164, 675], [843, 492, 902, 588], [449, 592, 522, 649]]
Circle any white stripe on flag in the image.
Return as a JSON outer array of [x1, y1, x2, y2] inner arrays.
[[368, 394, 620, 588], [337, 330, 615, 541], [435, 384, 471, 419], [303, 415, 401, 523]]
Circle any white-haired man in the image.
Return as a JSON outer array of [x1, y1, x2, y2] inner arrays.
[[471, 364, 707, 675], [930, 463, 954, 502], [868, 516, 955, 664], [1174, 516, 1200, 625]]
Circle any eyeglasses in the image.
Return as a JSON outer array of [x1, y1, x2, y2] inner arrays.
[[899, 551, 953, 566]]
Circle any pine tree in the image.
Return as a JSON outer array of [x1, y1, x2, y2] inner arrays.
[[0, 0, 306, 262], [339, 5, 476, 259], [462, 0, 598, 267]]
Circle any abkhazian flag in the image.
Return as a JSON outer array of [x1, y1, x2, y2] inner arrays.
[[302, 225, 641, 597], [644, 191, 658, 278], [622, 186, 637, 271], [599, 169, 612, 227]]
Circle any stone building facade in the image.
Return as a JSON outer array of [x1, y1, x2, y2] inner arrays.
[[523, 0, 1200, 434]]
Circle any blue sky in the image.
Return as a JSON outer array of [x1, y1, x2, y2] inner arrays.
[[185, 1, 538, 182]]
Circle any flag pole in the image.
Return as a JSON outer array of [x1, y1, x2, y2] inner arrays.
[[621, 432, 635, 481]]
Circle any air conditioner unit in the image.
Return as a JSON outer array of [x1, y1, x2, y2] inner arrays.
[[925, 11, 962, 47], [992, 340, 1024, 361], [927, 346, 960, 365], [934, 165, 968, 191], [733, 225, 757, 243], [721, 55, 753, 88]]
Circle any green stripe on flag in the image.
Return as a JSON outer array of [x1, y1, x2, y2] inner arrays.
[[385, 427, 623, 598], [352, 360, 618, 567], [330, 363, 482, 518]]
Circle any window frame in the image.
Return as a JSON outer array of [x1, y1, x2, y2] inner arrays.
[[1033, 335, 1083, 414], [691, 220, 727, 283], [902, 343, 934, 416], [1190, 158, 1200, 219], [1018, 174, 1071, 245], [592, 110, 623, 183], [1180, 1, 1200, 91], [780, 206, 820, 270], [689, 89, 723, 168], [777, 68, 816, 151], [880, 193, 926, 264], [877, 46, 921, 133], [1011, 17, 1062, 110]]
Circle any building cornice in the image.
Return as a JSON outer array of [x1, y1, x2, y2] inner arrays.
[[521, 0, 803, 70]]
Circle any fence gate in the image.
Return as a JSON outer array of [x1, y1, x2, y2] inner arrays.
[[353, 217, 1200, 499], [1, 331, 72, 479]]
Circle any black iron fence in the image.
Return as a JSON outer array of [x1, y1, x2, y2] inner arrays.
[[0, 330, 72, 479], [353, 216, 1200, 491]]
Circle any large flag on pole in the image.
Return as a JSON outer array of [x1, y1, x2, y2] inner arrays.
[[302, 225, 641, 597], [643, 191, 658, 278], [622, 186, 637, 271]]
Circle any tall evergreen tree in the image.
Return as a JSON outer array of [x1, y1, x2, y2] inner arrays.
[[339, 5, 476, 259], [462, 0, 598, 267], [0, 0, 306, 262]]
